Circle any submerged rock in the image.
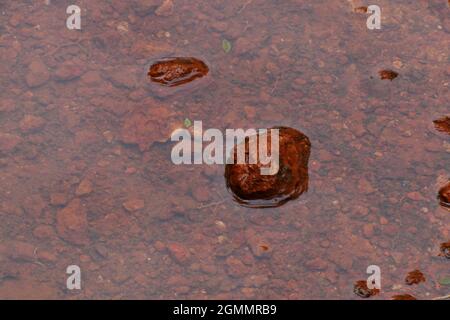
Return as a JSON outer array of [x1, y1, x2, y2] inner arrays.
[[405, 269, 426, 285], [433, 116, 450, 135], [353, 280, 379, 298], [391, 294, 417, 300], [378, 69, 398, 81], [440, 241, 450, 259], [146, 57, 210, 97], [224, 127, 310, 208], [438, 181, 450, 208], [148, 57, 208, 87], [56, 199, 89, 245]]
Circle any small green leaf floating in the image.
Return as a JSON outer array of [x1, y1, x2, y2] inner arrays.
[[438, 277, 450, 286], [184, 118, 192, 128], [222, 39, 232, 53]]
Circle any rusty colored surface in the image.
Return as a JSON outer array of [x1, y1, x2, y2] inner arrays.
[[224, 127, 310, 208], [0, 0, 449, 300]]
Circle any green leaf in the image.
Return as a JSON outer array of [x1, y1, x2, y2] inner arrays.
[[184, 118, 192, 128], [438, 277, 450, 286], [222, 39, 232, 53]]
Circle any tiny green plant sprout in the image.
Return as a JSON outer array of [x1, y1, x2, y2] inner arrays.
[[184, 118, 192, 128], [222, 39, 232, 53]]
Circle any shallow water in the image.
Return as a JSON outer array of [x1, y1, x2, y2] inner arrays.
[[0, 0, 449, 299]]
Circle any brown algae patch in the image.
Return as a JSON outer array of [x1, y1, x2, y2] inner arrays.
[[224, 127, 310, 208]]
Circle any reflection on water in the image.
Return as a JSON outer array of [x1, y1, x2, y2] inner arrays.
[[0, 0, 449, 299]]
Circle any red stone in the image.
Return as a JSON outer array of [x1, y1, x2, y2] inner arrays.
[[438, 182, 450, 208], [405, 270, 426, 285], [224, 127, 310, 208], [147, 57, 209, 87], [353, 280, 379, 298]]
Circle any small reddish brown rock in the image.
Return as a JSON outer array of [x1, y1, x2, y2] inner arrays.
[[405, 270, 426, 285], [167, 243, 190, 264], [433, 116, 450, 135], [19, 115, 46, 133], [353, 280, 380, 298], [119, 103, 179, 151], [53, 60, 85, 81], [123, 198, 145, 212], [75, 179, 93, 196], [25, 57, 50, 88], [392, 294, 417, 300], [439, 241, 450, 259], [56, 199, 89, 245], [379, 69, 398, 81], [438, 182, 450, 208], [246, 230, 271, 258], [147, 57, 209, 87], [224, 127, 310, 208], [0, 133, 22, 152], [353, 6, 368, 13], [155, 0, 173, 16], [50, 193, 68, 206]]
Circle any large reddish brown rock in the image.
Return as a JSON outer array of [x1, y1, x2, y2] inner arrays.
[[56, 199, 89, 245], [224, 127, 311, 208]]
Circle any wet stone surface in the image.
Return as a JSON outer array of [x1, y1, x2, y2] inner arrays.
[[353, 280, 379, 298], [438, 182, 450, 209], [378, 69, 399, 81], [0, 0, 449, 300], [224, 127, 310, 208], [147, 57, 209, 87], [405, 270, 426, 285], [391, 294, 417, 300], [440, 242, 450, 259], [433, 116, 450, 135]]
